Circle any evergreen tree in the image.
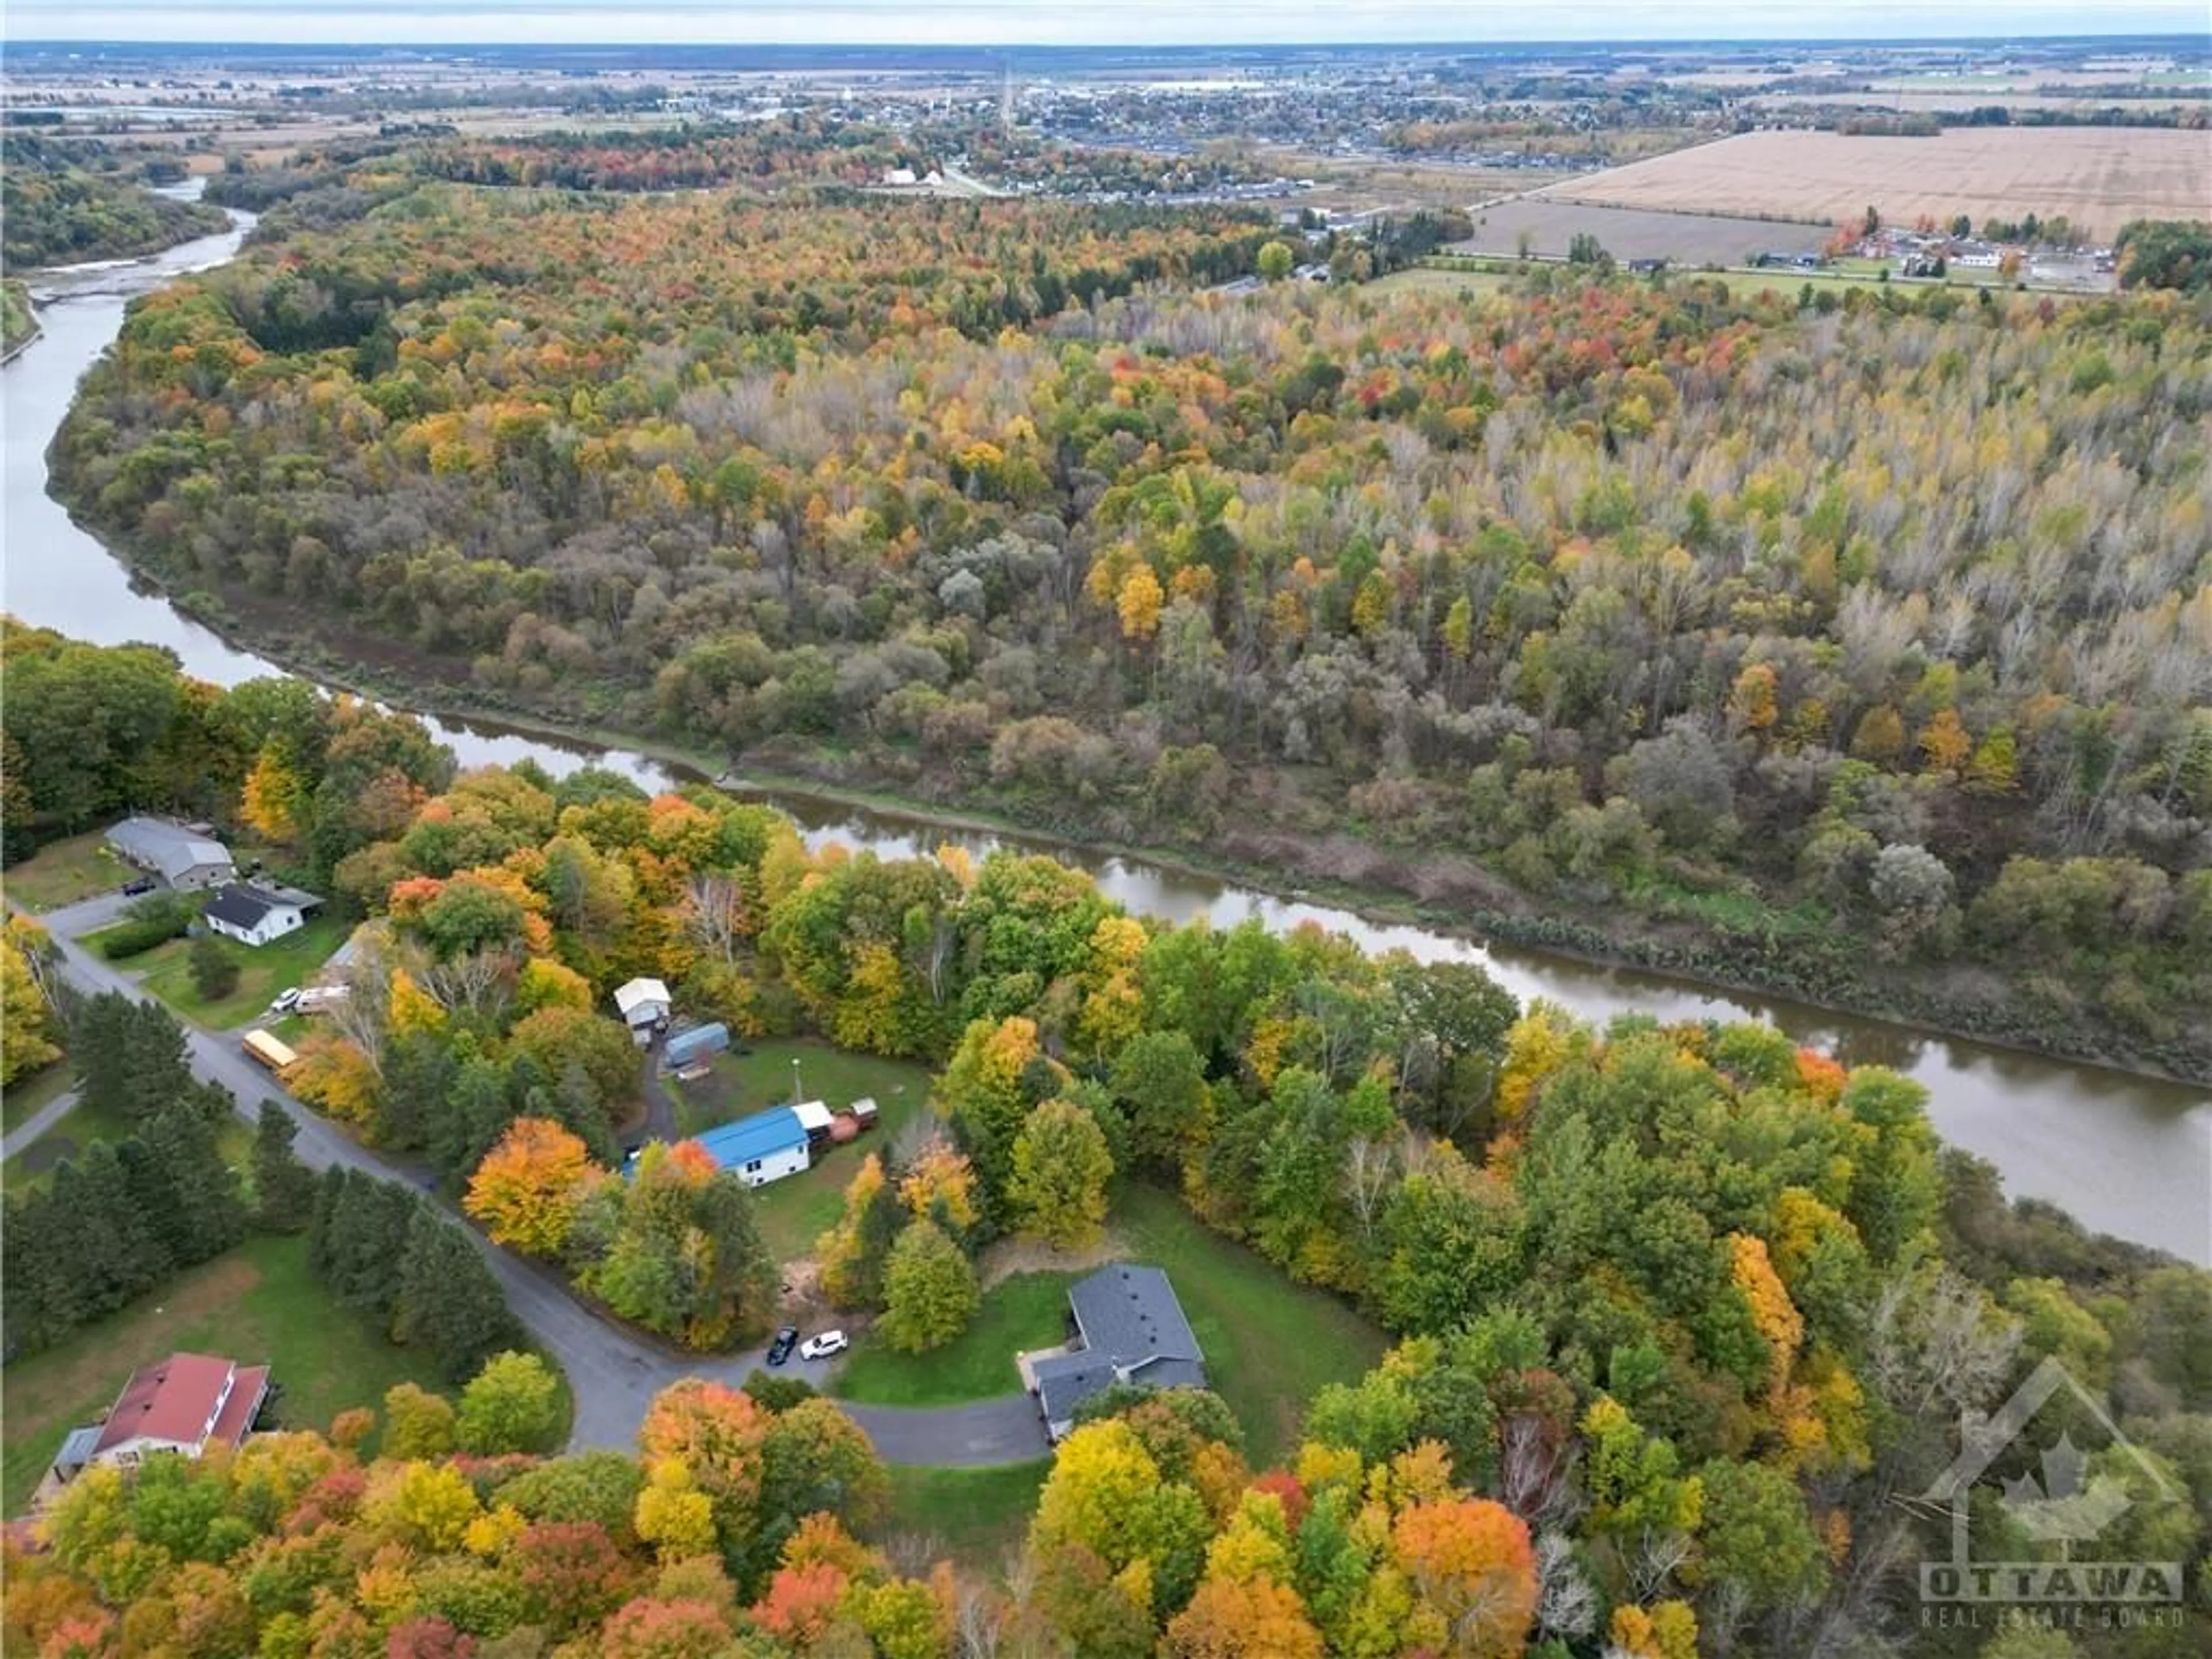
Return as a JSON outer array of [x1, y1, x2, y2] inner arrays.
[[395, 1205, 524, 1381], [252, 1100, 317, 1232], [126, 1105, 248, 1268], [187, 932, 240, 1001], [308, 1166, 418, 1323], [376, 1031, 458, 1153]]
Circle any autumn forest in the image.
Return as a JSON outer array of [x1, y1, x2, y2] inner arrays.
[[49, 139, 2212, 1076], [5, 108, 2211, 1659]]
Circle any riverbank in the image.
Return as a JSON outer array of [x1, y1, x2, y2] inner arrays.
[[50, 540, 2211, 1090]]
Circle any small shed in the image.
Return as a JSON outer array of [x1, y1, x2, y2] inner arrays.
[[849, 1097, 879, 1131], [791, 1099, 834, 1147], [663, 1022, 730, 1069], [613, 978, 672, 1042]]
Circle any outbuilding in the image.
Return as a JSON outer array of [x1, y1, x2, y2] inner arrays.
[[613, 978, 672, 1042], [691, 1107, 811, 1187], [662, 1022, 731, 1070], [105, 817, 234, 891]]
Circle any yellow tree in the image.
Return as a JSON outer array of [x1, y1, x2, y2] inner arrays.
[[634, 1459, 717, 1563], [465, 1118, 593, 1256], [0, 919, 61, 1084], [1119, 565, 1166, 641], [1917, 707, 1972, 775]]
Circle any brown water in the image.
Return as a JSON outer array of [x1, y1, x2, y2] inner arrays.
[[5, 206, 2205, 1262]]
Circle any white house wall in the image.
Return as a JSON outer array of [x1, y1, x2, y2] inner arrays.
[[733, 1142, 810, 1188]]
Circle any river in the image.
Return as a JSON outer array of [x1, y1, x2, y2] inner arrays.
[[4, 200, 2206, 1263]]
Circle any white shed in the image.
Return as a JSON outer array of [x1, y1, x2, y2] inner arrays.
[[791, 1099, 835, 1142], [613, 977, 672, 1040]]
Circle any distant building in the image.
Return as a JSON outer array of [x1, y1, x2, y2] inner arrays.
[[203, 881, 320, 948], [883, 166, 919, 187], [690, 1106, 810, 1187], [1027, 1264, 1207, 1440], [49, 1353, 270, 1487], [105, 817, 233, 891], [1627, 256, 1669, 274], [613, 978, 672, 1041]]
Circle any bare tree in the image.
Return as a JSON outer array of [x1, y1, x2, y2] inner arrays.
[[416, 946, 517, 1028], [682, 872, 751, 966], [1341, 1132, 1401, 1247]]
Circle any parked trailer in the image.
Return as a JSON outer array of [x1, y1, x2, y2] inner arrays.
[[662, 1021, 732, 1069], [242, 1029, 298, 1072]]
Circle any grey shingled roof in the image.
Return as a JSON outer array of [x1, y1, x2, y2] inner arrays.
[[204, 884, 289, 930], [1069, 1264, 1203, 1369], [1035, 1266, 1207, 1427], [107, 817, 230, 883]]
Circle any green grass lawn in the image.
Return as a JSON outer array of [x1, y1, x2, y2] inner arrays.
[[2, 830, 130, 912], [832, 1184, 1385, 1466], [880, 1461, 1049, 1571], [4, 1094, 250, 1199], [128, 914, 350, 1030], [1, 1060, 74, 1137], [1113, 1184, 1387, 1468], [834, 1271, 1079, 1407], [675, 1040, 931, 1263], [2, 1234, 453, 1516], [1372, 264, 1521, 298]]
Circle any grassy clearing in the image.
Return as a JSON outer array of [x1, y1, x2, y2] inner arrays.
[[1115, 1184, 1387, 1468], [5, 1097, 251, 1199], [880, 1461, 1049, 1572], [1, 1060, 74, 1137], [2, 830, 130, 912], [833, 1185, 1385, 1465], [1368, 265, 1521, 298], [674, 1040, 932, 1263], [834, 1271, 1078, 1407], [128, 914, 350, 1029], [2, 1234, 452, 1516]]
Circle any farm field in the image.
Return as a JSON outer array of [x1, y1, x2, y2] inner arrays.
[[1454, 197, 1829, 264], [1365, 264, 1522, 299], [1537, 126, 2212, 240]]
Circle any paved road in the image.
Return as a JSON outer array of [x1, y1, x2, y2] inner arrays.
[[27, 904, 1050, 1465], [1, 1085, 79, 1160]]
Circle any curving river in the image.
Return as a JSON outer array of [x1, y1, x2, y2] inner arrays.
[[5, 199, 2207, 1262]]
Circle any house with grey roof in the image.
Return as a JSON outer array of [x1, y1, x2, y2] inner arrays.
[[105, 817, 234, 891], [1025, 1264, 1207, 1440], [204, 881, 323, 948]]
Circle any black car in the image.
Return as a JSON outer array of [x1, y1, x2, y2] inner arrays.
[[765, 1325, 800, 1367], [121, 877, 157, 896]]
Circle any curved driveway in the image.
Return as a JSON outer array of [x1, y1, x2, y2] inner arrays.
[[28, 906, 1049, 1466]]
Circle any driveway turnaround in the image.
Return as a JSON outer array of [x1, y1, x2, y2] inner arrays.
[[26, 902, 1052, 1465]]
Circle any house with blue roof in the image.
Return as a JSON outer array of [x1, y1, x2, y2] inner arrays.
[[690, 1105, 812, 1187]]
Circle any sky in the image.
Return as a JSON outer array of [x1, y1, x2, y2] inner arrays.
[[4, 1, 2204, 47]]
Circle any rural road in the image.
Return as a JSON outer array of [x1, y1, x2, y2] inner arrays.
[[24, 905, 1050, 1467]]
